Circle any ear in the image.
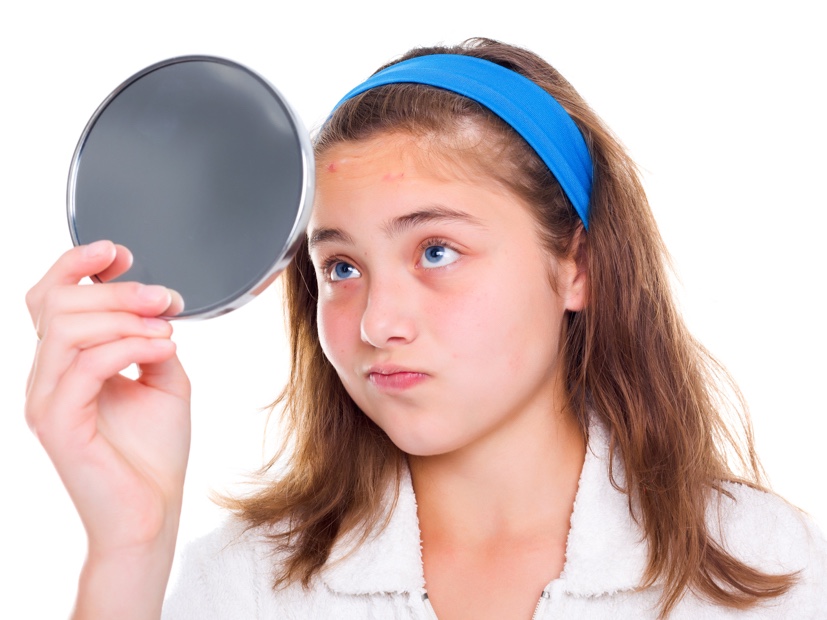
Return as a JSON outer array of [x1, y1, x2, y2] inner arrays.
[[560, 227, 588, 312]]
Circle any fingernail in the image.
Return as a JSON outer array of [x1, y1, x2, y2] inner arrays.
[[138, 284, 172, 306], [166, 289, 185, 316], [84, 240, 111, 258]]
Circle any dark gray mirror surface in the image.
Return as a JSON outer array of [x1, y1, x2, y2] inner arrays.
[[68, 56, 313, 319]]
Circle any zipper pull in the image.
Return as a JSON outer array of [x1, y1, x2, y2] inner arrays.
[[531, 590, 551, 620], [422, 592, 439, 620]]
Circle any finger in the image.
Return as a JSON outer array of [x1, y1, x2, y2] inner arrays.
[[26, 241, 118, 321], [61, 244, 185, 316], [96, 245, 184, 315], [28, 312, 173, 404], [162, 288, 185, 317], [28, 337, 177, 444], [35, 282, 181, 341], [95, 244, 134, 283], [137, 354, 190, 399]]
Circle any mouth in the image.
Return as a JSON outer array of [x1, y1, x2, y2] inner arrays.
[[366, 365, 429, 390]]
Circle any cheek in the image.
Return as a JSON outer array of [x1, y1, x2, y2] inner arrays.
[[316, 294, 361, 369], [442, 272, 563, 371], [433, 283, 519, 365]]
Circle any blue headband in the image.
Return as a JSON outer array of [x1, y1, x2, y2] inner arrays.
[[334, 54, 593, 228]]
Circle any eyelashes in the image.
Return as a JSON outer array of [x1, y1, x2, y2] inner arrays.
[[325, 259, 361, 282], [318, 237, 462, 283], [417, 238, 460, 269]]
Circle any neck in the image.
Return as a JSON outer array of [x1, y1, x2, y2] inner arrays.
[[408, 403, 586, 547]]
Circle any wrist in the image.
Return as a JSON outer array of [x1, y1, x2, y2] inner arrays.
[[73, 537, 177, 620]]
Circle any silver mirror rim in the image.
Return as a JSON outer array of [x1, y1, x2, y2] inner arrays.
[[66, 55, 315, 320]]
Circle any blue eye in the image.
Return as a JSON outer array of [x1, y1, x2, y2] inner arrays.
[[329, 261, 361, 281], [419, 245, 459, 269]]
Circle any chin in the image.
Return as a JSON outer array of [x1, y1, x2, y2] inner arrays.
[[381, 426, 467, 458], [354, 397, 472, 457]]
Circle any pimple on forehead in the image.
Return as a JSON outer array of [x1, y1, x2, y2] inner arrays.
[[321, 155, 366, 175], [319, 148, 409, 184], [322, 155, 355, 173]]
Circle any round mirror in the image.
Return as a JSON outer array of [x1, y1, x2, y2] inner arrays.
[[67, 56, 314, 319]]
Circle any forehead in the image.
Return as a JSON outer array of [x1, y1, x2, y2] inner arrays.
[[317, 133, 462, 183], [316, 123, 513, 183], [311, 133, 514, 223], [307, 132, 544, 253]]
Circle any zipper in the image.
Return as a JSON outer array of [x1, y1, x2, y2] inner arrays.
[[422, 589, 550, 620], [531, 590, 550, 620], [422, 592, 439, 620]]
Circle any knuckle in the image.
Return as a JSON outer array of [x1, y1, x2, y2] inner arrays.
[[120, 281, 145, 304], [24, 286, 40, 316], [182, 377, 193, 398], [127, 281, 145, 296], [39, 286, 61, 317], [23, 398, 45, 438], [23, 403, 35, 431]]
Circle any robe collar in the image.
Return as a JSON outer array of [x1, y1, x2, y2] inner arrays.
[[320, 418, 649, 597]]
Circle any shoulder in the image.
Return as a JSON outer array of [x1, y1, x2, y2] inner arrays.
[[162, 517, 276, 619], [161, 508, 424, 620], [709, 482, 827, 614], [710, 482, 823, 568], [177, 516, 274, 577]]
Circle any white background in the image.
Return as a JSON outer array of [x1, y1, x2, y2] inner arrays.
[[1, 1, 824, 616]]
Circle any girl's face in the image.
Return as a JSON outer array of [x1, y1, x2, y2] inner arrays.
[[309, 133, 585, 457]]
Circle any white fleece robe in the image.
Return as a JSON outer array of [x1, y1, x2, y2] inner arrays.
[[162, 421, 827, 619]]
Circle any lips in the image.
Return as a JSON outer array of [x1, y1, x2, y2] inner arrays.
[[366, 365, 429, 390]]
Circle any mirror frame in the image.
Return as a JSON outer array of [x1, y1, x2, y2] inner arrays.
[[66, 55, 315, 319]]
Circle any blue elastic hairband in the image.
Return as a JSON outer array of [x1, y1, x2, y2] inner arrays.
[[334, 54, 593, 228]]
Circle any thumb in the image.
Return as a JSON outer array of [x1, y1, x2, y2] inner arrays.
[[137, 350, 190, 400]]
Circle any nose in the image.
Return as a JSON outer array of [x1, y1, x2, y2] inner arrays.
[[360, 275, 418, 348]]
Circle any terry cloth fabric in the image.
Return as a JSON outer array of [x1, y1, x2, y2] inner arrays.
[[163, 420, 827, 618]]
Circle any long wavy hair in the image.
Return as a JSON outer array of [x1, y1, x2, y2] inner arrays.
[[222, 38, 795, 617]]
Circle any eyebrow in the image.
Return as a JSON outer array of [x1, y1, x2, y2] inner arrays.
[[382, 206, 486, 237], [308, 205, 486, 251], [307, 227, 354, 250]]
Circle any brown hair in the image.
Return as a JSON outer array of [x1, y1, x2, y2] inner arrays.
[[223, 38, 795, 616]]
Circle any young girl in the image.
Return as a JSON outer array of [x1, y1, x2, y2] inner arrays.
[[25, 38, 826, 619]]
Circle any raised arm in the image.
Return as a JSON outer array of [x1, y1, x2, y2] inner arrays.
[[25, 240, 190, 619]]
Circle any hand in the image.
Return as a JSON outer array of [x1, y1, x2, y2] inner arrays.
[[25, 240, 191, 617]]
